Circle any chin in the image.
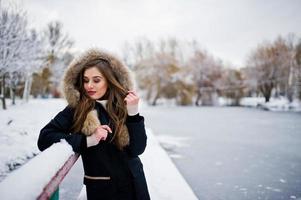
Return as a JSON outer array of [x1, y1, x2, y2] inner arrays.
[[91, 97, 101, 100], [90, 94, 106, 100]]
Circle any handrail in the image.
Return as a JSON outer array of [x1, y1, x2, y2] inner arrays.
[[0, 141, 80, 200], [37, 153, 79, 200]]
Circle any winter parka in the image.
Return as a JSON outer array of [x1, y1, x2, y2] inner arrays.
[[37, 49, 150, 200]]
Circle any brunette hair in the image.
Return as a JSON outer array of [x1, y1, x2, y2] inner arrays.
[[72, 59, 129, 149]]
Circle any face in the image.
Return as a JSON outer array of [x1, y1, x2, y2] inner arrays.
[[83, 66, 108, 100]]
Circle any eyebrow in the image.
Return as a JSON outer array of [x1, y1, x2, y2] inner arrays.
[[84, 76, 103, 79]]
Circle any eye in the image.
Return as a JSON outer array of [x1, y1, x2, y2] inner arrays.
[[93, 78, 101, 83], [83, 78, 89, 83]]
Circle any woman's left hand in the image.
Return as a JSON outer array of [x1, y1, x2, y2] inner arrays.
[[124, 90, 139, 116]]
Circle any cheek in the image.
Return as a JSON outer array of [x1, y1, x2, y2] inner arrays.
[[105, 83, 109, 92], [83, 84, 89, 91], [101, 85, 108, 93], [99, 82, 108, 93]]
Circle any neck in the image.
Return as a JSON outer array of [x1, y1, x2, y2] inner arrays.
[[96, 99, 107, 108]]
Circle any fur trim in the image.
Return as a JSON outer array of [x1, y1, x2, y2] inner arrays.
[[118, 125, 130, 147], [62, 49, 131, 148], [81, 110, 101, 136], [62, 48, 133, 107]]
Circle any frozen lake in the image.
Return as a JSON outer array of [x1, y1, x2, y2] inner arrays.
[[142, 106, 301, 200]]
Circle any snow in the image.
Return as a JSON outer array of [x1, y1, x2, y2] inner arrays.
[[155, 135, 190, 159], [0, 99, 197, 199], [141, 129, 197, 200], [0, 140, 73, 199], [239, 97, 266, 107], [0, 99, 66, 181], [240, 97, 301, 112]]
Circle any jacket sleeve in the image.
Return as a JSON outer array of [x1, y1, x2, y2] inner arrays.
[[125, 114, 147, 157], [37, 106, 87, 153]]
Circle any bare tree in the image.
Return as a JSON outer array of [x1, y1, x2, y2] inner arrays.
[[0, 2, 28, 109], [219, 69, 245, 106], [134, 52, 180, 105], [247, 42, 278, 102], [187, 45, 223, 106], [246, 36, 297, 102], [295, 39, 301, 100], [42, 21, 74, 91], [21, 29, 45, 102]]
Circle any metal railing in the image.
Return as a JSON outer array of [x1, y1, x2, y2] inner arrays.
[[37, 153, 80, 200], [0, 142, 80, 200]]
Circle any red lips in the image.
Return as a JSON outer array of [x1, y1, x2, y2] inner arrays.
[[87, 91, 96, 96]]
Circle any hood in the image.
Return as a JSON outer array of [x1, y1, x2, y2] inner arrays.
[[62, 48, 133, 107], [60, 49, 131, 148]]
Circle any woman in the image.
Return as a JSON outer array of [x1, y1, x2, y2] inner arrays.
[[37, 49, 150, 200]]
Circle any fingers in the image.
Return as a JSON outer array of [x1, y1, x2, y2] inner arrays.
[[125, 90, 139, 105], [99, 136, 106, 141], [125, 92, 136, 100], [126, 91, 139, 99], [124, 95, 136, 103], [128, 90, 137, 96], [94, 125, 112, 141], [101, 125, 112, 133]]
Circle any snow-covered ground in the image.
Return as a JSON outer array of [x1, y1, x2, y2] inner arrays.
[[0, 99, 66, 181], [0, 99, 197, 199], [239, 97, 301, 112], [145, 96, 301, 112]]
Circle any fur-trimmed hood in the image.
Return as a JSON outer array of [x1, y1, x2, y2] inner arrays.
[[61, 49, 133, 147], [62, 48, 133, 107]]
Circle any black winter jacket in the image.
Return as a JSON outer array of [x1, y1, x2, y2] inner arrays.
[[38, 102, 150, 200]]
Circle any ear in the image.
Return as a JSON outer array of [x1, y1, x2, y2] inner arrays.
[[81, 110, 101, 136]]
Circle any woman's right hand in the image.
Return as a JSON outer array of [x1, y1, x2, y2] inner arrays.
[[86, 125, 112, 147], [94, 125, 112, 141]]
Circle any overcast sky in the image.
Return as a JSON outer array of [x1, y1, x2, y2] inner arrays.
[[11, 0, 301, 67]]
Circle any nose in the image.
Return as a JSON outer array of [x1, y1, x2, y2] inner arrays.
[[87, 81, 93, 89]]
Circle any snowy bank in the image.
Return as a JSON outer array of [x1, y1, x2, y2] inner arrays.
[[0, 141, 75, 199], [240, 97, 301, 112], [0, 99, 67, 181]]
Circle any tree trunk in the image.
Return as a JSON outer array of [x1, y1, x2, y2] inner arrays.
[[298, 67, 301, 100], [1, 75, 7, 110], [151, 78, 161, 106], [201, 91, 213, 106], [11, 87, 16, 105], [287, 88, 293, 103], [195, 91, 201, 106], [260, 83, 273, 103], [287, 64, 294, 103], [23, 75, 32, 102], [152, 92, 159, 106], [264, 95, 270, 102], [23, 76, 28, 101]]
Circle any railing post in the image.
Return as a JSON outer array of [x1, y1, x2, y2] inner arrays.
[[50, 188, 59, 200]]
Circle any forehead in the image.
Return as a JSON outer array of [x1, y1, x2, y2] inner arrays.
[[84, 66, 103, 77]]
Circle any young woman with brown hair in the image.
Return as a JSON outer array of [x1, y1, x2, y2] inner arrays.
[[38, 49, 150, 200]]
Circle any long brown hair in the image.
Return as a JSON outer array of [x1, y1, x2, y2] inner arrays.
[[72, 59, 129, 149]]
